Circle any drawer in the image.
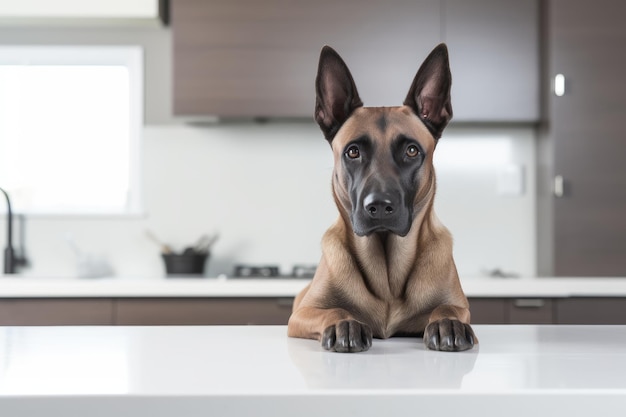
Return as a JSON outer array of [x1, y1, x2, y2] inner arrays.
[[507, 298, 554, 324], [0, 299, 114, 325]]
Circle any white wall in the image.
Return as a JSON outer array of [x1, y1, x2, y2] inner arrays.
[[1, 123, 536, 279], [436, 127, 536, 278]]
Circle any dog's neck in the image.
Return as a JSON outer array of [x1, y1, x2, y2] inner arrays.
[[350, 195, 439, 299]]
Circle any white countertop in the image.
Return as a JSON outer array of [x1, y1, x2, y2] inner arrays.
[[2, 276, 626, 298], [1, 325, 625, 417]]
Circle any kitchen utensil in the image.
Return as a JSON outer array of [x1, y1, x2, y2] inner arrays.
[[145, 230, 173, 254], [193, 233, 219, 254]]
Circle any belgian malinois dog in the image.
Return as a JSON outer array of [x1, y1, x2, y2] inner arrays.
[[288, 44, 475, 352]]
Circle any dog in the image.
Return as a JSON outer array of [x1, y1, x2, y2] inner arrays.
[[287, 43, 476, 353]]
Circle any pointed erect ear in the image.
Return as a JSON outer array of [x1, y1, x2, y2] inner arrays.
[[403, 43, 453, 140], [314, 46, 363, 143]]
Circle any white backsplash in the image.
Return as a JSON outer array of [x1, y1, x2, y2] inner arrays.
[[0, 123, 536, 279]]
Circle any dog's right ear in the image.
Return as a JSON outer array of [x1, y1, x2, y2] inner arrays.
[[315, 46, 363, 143]]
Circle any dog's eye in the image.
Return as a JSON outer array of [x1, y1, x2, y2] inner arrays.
[[346, 146, 361, 159], [406, 145, 420, 158]]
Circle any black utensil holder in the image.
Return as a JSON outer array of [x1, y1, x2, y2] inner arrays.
[[162, 253, 208, 276]]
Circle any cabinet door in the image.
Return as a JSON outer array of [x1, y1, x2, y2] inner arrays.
[[0, 299, 114, 325], [444, 0, 539, 122], [549, 0, 626, 276], [115, 298, 294, 325], [556, 298, 626, 324], [468, 298, 507, 324], [172, 0, 440, 117]]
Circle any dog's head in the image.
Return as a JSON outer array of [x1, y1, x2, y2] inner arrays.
[[315, 44, 452, 237]]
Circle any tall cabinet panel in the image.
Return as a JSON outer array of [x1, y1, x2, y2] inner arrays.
[[546, 0, 626, 275]]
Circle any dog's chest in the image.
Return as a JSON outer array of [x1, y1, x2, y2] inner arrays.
[[365, 279, 442, 338], [368, 299, 427, 339], [384, 303, 410, 336]]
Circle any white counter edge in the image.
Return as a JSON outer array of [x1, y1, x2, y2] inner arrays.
[[1, 276, 626, 298]]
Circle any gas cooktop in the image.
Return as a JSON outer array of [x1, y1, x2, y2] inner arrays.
[[232, 264, 316, 279]]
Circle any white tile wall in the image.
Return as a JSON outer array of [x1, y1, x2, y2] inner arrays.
[[0, 123, 536, 278]]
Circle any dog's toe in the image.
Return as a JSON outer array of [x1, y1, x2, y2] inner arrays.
[[321, 320, 372, 353], [424, 319, 475, 352], [321, 325, 337, 350]]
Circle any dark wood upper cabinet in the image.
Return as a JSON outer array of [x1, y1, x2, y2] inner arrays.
[[172, 0, 440, 118], [171, 0, 539, 121], [541, 0, 626, 276]]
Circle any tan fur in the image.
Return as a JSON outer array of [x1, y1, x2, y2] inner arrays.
[[288, 106, 471, 344]]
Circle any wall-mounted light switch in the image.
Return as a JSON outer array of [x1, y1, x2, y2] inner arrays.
[[496, 164, 525, 196]]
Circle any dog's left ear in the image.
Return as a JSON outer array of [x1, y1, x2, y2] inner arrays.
[[315, 46, 363, 143], [404, 43, 453, 140]]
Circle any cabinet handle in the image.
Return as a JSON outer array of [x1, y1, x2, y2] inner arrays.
[[554, 73, 566, 96], [554, 175, 565, 198], [514, 299, 545, 308]]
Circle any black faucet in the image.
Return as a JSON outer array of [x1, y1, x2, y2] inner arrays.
[[1, 187, 26, 274]]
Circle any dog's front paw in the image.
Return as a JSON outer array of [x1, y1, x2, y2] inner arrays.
[[321, 320, 373, 353], [424, 319, 475, 352]]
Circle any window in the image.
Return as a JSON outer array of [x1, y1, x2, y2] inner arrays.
[[0, 46, 143, 215]]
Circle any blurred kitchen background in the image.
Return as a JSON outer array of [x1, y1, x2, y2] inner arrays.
[[0, 0, 623, 280]]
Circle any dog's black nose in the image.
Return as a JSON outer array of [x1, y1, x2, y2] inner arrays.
[[363, 193, 396, 219]]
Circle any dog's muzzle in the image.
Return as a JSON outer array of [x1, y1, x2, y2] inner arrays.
[[352, 190, 411, 237]]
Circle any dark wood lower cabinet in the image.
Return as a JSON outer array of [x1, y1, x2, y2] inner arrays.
[[508, 299, 554, 324], [468, 298, 554, 324], [115, 298, 294, 325], [469, 297, 626, 325], [467, 298, 508, 324], [0, 299, 114, 325], [0, 297, 624, 326], [555, 298, 626, 324]]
